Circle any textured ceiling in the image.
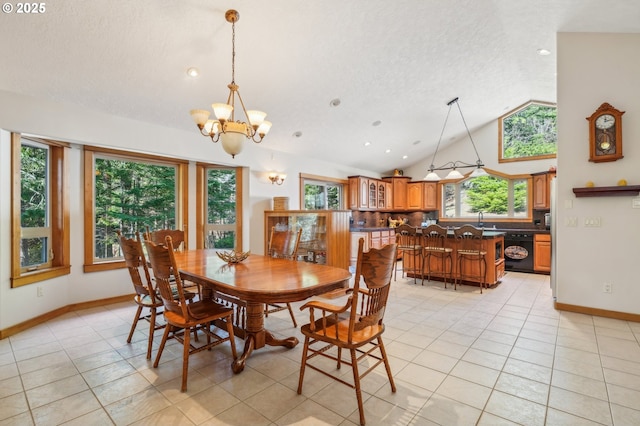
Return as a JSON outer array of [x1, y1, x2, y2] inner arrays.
[[1, 0, 639, 173]]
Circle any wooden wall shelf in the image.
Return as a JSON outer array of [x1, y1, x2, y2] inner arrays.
[[572, 185, 640, 197]]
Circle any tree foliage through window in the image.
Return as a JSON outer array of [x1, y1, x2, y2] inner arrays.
[[94, 157, 177, 259], [500, 102, 557, 161]]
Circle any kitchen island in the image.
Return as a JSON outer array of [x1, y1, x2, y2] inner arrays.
[[403, 229, 505, 288], [349, 227, 505, 288]]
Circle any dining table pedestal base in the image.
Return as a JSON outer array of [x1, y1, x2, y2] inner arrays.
[[232, 301, 299, 373]]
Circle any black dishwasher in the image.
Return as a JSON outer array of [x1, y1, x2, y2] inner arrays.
[[504, 233, 534, 272]]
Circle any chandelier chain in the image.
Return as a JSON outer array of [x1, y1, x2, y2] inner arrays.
[[231, 19, 236, 84]]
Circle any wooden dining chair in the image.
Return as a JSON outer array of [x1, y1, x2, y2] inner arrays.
[[454, 225, 487, 293], [145, 227, 186, 250], [117, 231, 165, 360], [265, 226, 302, 327], [145, 226, 200, 297], [297, 238, 398, 426], [144, 236, 237, 392]]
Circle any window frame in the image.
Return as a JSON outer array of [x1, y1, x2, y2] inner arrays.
[[83, 146, 188, 272], [299, 173, 348, 210], [498, 100, 557, 163], [438, 168, 533, 224], [11, 133, 71, 287], [195, 164, 244, 251]]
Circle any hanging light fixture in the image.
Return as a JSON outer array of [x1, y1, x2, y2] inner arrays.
[[424, 97, 486, 181], [189, 10, 271, 158]]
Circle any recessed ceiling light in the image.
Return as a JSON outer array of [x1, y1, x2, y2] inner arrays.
[[186, 67, 199, 77], [385, 149, 391, 154], [537, 48, 551, 56], [292, 131, 302, 138], [402, 155, 408, 159], [364, 142, 371, 147], [329, 98, 341, 107], [372, 120, 382, 127], [412, 140, 421, 145]]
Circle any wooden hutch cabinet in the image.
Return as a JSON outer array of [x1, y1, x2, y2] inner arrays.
[[264, 210, 351, 270]]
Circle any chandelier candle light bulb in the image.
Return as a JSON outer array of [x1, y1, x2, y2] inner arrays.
[[190, 10, 271, 158]]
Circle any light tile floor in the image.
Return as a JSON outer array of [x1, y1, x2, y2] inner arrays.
[[2, 271, 640, 425]]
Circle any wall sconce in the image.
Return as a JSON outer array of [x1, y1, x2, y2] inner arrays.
[[268, 172, 286, 185]]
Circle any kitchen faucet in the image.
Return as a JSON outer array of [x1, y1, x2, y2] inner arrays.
[[478, 212, 484, 227]]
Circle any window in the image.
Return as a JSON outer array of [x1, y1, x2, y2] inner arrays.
[[83, 147, 188, 272], [441, 170, 531, 221], [200, 167, 238, 250], [300, 174, 347, 210], [499, 101, 557, 162], [11, 134, 70, 287]]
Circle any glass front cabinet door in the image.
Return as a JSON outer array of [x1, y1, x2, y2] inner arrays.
[[264, 210, 351, 270]]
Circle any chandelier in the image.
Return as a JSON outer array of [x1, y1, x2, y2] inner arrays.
[[189, 10, 271, 158], [424, 97, 486, 181]]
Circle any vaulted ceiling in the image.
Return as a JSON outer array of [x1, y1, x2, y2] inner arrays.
[[2, 0, 639, 173]]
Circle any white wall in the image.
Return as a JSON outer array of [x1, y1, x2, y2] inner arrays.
[[0, 90, 374, 330], [556, 33, 640, 314]]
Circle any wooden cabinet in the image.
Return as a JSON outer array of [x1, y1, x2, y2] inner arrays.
[[349, 175, 436, 212], [349, 176, 390, 211], [368, 180, 377, 209], [532, 171, 556, 210], [265, 210, 351, 270], [383, 176, 410, 210], [349, 229, 393, 268], [407, 182, 422, 210], [348, 176, 370, 210], [534, 233, 551, 273], [423, 182, 437, 210], [385, 182, 393, 210], [407, 182, 437, 211], [377, 181, 387, 210]]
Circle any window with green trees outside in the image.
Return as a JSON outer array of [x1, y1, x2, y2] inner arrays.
[[499, 101, 557, 162], [442, 171, 530, 220]]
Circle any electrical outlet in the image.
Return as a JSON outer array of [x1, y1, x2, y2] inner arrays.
[[37, 286, 43, 297], [603, 282, 612, 293], [585, 217, 601, 227]]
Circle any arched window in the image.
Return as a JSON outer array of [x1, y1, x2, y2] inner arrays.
[[441, 169, 532, 222]]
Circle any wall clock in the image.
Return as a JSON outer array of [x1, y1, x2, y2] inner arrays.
[[586, 102, 624, 162]]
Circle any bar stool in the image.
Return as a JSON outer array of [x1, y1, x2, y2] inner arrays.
[[454, 225, 487, 293], [394, 224, 422, 284], [421, 224, 454, 289]]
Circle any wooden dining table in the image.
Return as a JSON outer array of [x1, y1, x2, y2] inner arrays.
[[173, 250, 352, 373]]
